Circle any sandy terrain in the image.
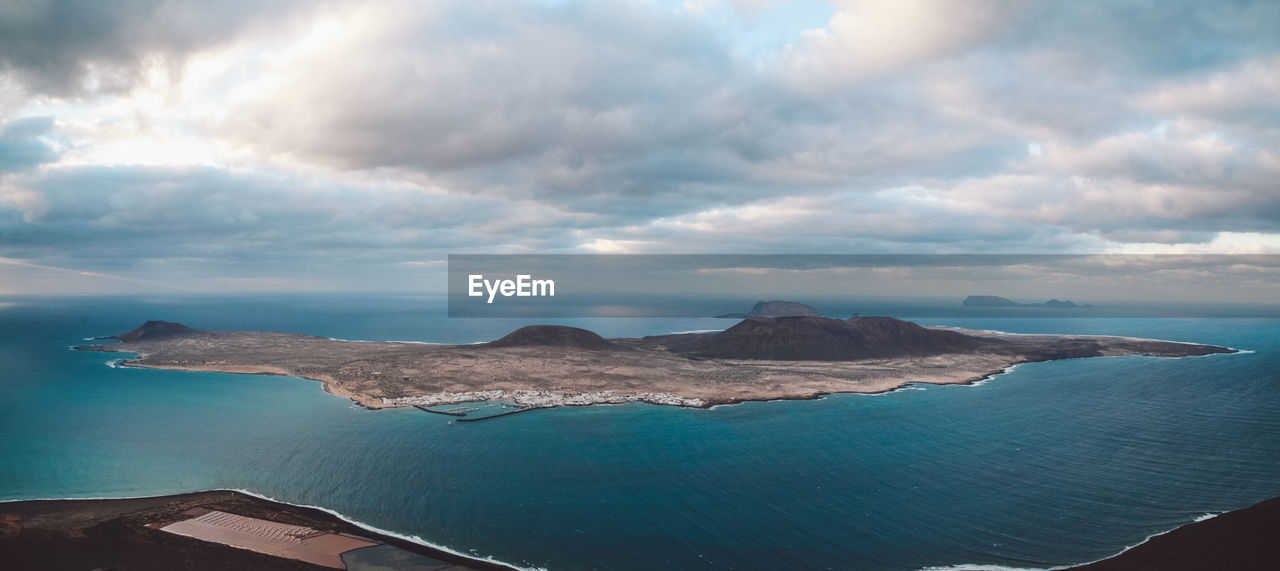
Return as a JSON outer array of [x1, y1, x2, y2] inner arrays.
[[0, 490, 502, 570], [160, 510, 377, 568]]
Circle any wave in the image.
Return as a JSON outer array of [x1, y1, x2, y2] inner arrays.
[[921, 565, 1048, 571], [863, 385, 927, 397], [224, 488, 542, 571], [967, 364, 1020, 387], [665, 329, 725, 335], [0, 488, 539, 571], [924, 510, 1228, 571]]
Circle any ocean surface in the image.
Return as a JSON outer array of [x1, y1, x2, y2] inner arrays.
[[2, 294, 1278, 570]]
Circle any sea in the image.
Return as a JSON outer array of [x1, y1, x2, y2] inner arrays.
[[1, 294, 1278, 570]]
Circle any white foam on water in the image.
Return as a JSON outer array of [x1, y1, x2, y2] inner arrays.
[[921, 565, 1048, 571], [0, 489, 539, 571], [965, 364, 1020, 387], [226, 488, 542, 571], [934, 511, 1230, 571]]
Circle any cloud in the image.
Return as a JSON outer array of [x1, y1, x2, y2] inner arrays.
[[0, 116, 62, 172], [217, 2, 748, 202], [0, 0, 312, 97], [1143, 55, 1280, 127], [1, 0, 1280, 293], [212, 1, 1038, 221], [0, 164, 586, 268], [779, 0, 1019, 86]]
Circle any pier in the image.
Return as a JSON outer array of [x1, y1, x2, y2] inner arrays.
[[455, 407, 538, 422], [414, 406, 467, 417]]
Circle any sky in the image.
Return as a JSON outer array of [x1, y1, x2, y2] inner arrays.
[[1, 0, 1279, 295]]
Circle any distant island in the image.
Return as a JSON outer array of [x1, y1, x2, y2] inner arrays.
[[77, 310, 1232, 413], [715, 299, 822, 318], [963, 295, 1092, 308]]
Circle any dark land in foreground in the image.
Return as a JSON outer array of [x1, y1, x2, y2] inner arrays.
[[3, 491, 1276, 570], [0, 491, 501, 571], [1071, 495, 1280, 570]]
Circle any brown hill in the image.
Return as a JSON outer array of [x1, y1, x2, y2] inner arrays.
[[485, 325, 618, 350], [716, 300, 823, 318], [747, 300, 822, 317], [688, 316, 994, 360], [113, 321, 197, 342]]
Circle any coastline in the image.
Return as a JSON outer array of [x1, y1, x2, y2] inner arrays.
[[221, 488, 539, 571], [925, 497, 1278, 571], [79, 324, 1239, 413], [0, 489, 531, 571], [1068, 494, 1280, 570], [8, 488, 1276, 571], [101, 356, 1039, 411]]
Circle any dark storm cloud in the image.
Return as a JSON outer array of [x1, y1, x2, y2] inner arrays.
[[0, 0, 311, 96]]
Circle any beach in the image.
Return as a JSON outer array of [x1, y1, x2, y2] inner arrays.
[[0, 490, 507, 570]]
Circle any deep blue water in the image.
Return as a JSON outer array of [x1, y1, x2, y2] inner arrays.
[[1, 295, 1278, 570]]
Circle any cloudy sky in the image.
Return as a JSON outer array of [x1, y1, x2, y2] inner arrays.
[[1, 0, 1278, 294]]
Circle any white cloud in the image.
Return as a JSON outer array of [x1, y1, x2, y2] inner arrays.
[[1105, 232, 1280, 254], [779, 0, 1018, 86], [1143, 55, 1280, 125]]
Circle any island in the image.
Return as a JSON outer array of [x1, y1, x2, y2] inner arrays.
[[963, 295, 1090, 308], [714, 299, 823, 318], [75, 315, 1233, 412]]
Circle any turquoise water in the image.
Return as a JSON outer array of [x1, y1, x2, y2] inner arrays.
[[2, 295, 1279, 570]]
